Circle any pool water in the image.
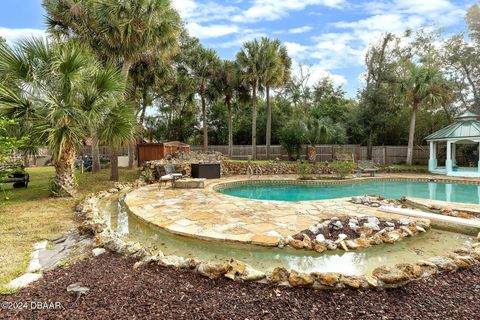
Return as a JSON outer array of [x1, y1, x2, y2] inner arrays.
[[98, 192, 474, 275], [219, 180, 480, 204]]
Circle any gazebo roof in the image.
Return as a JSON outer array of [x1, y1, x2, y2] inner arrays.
[[425, 111, 480, 141]]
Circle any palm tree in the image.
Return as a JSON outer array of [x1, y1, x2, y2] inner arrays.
[[97, 103, 137, 181], [45, 0, 181, 168], [211, 60, 239, 158], [303, 118, 338, 162], [237, 39, 263, 160], [397, 59, 450, 165], [0, 38, 125, 196], [190, 46, 220, 151], [261, 38, 292, 160]]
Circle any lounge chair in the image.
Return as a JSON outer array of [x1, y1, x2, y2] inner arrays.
[[1, 165, 29, 188], [358, 160, 379, 177], [156, 164, 183, 188]]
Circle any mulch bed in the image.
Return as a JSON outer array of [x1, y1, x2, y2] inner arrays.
[[1, 252, 479, 320]]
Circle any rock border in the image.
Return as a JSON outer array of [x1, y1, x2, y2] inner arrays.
[[77, 181, 480, 290], [285, 215, 430, 253]]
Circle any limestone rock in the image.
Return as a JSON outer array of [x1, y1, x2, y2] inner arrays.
[[268, 267, 290, 283], [158, 255, 186, 268], [341, 275, 367, 289], [196, 262, 228, 279], [92, 248, 106, 257], [8, 273, 42, 290], [288, 270, 314, 286], [289, 239, 304, 249], [311, 272, 341, 287], [313, 242, 328, 253], [427, 256, 458, 272], [225, 259, 265, 281], [382, 231, 402, 244], [315, 234, 326, 243], [372, 266, 410, 285]]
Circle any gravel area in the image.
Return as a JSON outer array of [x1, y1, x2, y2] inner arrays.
[[1, 252, 479, 320]]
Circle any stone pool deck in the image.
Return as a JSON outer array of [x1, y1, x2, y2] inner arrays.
[[124, 174, 479, 246]]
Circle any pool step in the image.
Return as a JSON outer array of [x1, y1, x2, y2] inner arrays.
[[379, 206, 480, 229]]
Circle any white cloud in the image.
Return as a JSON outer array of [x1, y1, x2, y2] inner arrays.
[[284, 41, 310, 59], [171, 0, 239, 23], [216, 30, 268, 48], [231, 0, 346, 23], [186, 22, 239, 39], [0, 27, 45, 45], [291, 62, 347, 88], [288, 26, 313, 34]]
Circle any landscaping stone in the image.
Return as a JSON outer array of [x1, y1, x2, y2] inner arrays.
[[92, 248, 106, 257], [7, 273, 42, 290], [288, 270, 313, 286]]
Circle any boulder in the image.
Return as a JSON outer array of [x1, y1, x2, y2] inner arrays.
[[427, 256, 458, 272], [395, 263, 422, 279], [341, 275, 367, 289], [158, 255, 186, 268], [315, 234, 326, 243], [311, 272, 341, 287], [225, 259, 265, 281], [302, 234, 312, 249], [288, 239, 304, 249], [196, 262, 228, 279], [92, 248, 106, 257], [268, 267, 290, 283], [382, 231, 402, 244], [288, 270, 314, 287], [372, 266, 411, 285], [313, 242, 328, 253], [356, 226, 374, 236]]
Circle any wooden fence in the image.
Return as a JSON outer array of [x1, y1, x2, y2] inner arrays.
[[190, 144, 431, 164]]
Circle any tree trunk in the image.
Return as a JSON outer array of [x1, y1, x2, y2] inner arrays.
[[367, 133, 373, 160], [128, 140, 135, 169], [227, 97, 233, 159], [201, 83, 208, 152], [266, 85, 272, 160], [121, 59, 133, 80], [307, 145, 317, 163], [139, 88, 148, 133], [406, 107, 417, 166], [23, 154, 29, 167], [92, 134, 101, 173], [53, 140, 76, 197], [251, 81, 257, 160], [110, 147, 119, 181]]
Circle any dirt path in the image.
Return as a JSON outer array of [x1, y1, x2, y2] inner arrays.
[[1, 252, 479, 319]]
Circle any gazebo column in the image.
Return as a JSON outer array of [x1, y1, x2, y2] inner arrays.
[[446, 141, 453, 175], [451, 142, 457, 166], [478, 142, 480, 173], [428, 141, 437, 172]]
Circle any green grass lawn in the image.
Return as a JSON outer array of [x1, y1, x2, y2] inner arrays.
[[0, 166, 140, 293]]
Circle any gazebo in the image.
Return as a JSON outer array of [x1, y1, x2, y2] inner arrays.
[[426, 111, 480, 178]]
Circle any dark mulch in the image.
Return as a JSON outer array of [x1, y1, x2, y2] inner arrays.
[[1, 252, 480, 320]]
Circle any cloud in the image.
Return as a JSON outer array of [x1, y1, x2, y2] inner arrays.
[[231, 0, 346, 23], [0, 27, 45, 45], [291, 62, 348, 88], [216, 30, 268, 48], [171, 0, 239, 23], [288, 26, 313, 34], [186, 22, 239, 39]]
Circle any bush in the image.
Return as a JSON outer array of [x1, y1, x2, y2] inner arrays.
[[329, 161, 355, 178], [297, 161, 312, 179]]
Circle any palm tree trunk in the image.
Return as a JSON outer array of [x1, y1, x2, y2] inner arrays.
[[92, 134, 101, 173], [266, 85, 272, 160], [406, 107, 417, 166], [121, 59, 133, 79], [227, 97, 233, 159], [201, 82, 208, 152], [128, 140, 136, 169], [54, 140, 76, 197], [252, 81, 257, 160], [110, 147, 119, 181]]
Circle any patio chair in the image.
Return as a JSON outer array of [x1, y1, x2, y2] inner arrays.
[[358, 160, 379, 177], [156, 164, 183, 188]]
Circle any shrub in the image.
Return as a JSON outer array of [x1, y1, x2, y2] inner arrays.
[[329, 161, 355, 178], [297, 161, 312, 179]]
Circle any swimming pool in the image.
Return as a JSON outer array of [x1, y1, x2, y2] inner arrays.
[[218, 180, 480, 204]]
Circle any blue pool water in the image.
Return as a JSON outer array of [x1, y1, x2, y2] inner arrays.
[[218, 180, 480, 204]]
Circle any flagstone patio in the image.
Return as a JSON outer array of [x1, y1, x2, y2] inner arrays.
[[124, 175, 451, 247]]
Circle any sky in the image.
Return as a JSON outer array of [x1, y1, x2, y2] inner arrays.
[[0, 0, 475, 97]]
